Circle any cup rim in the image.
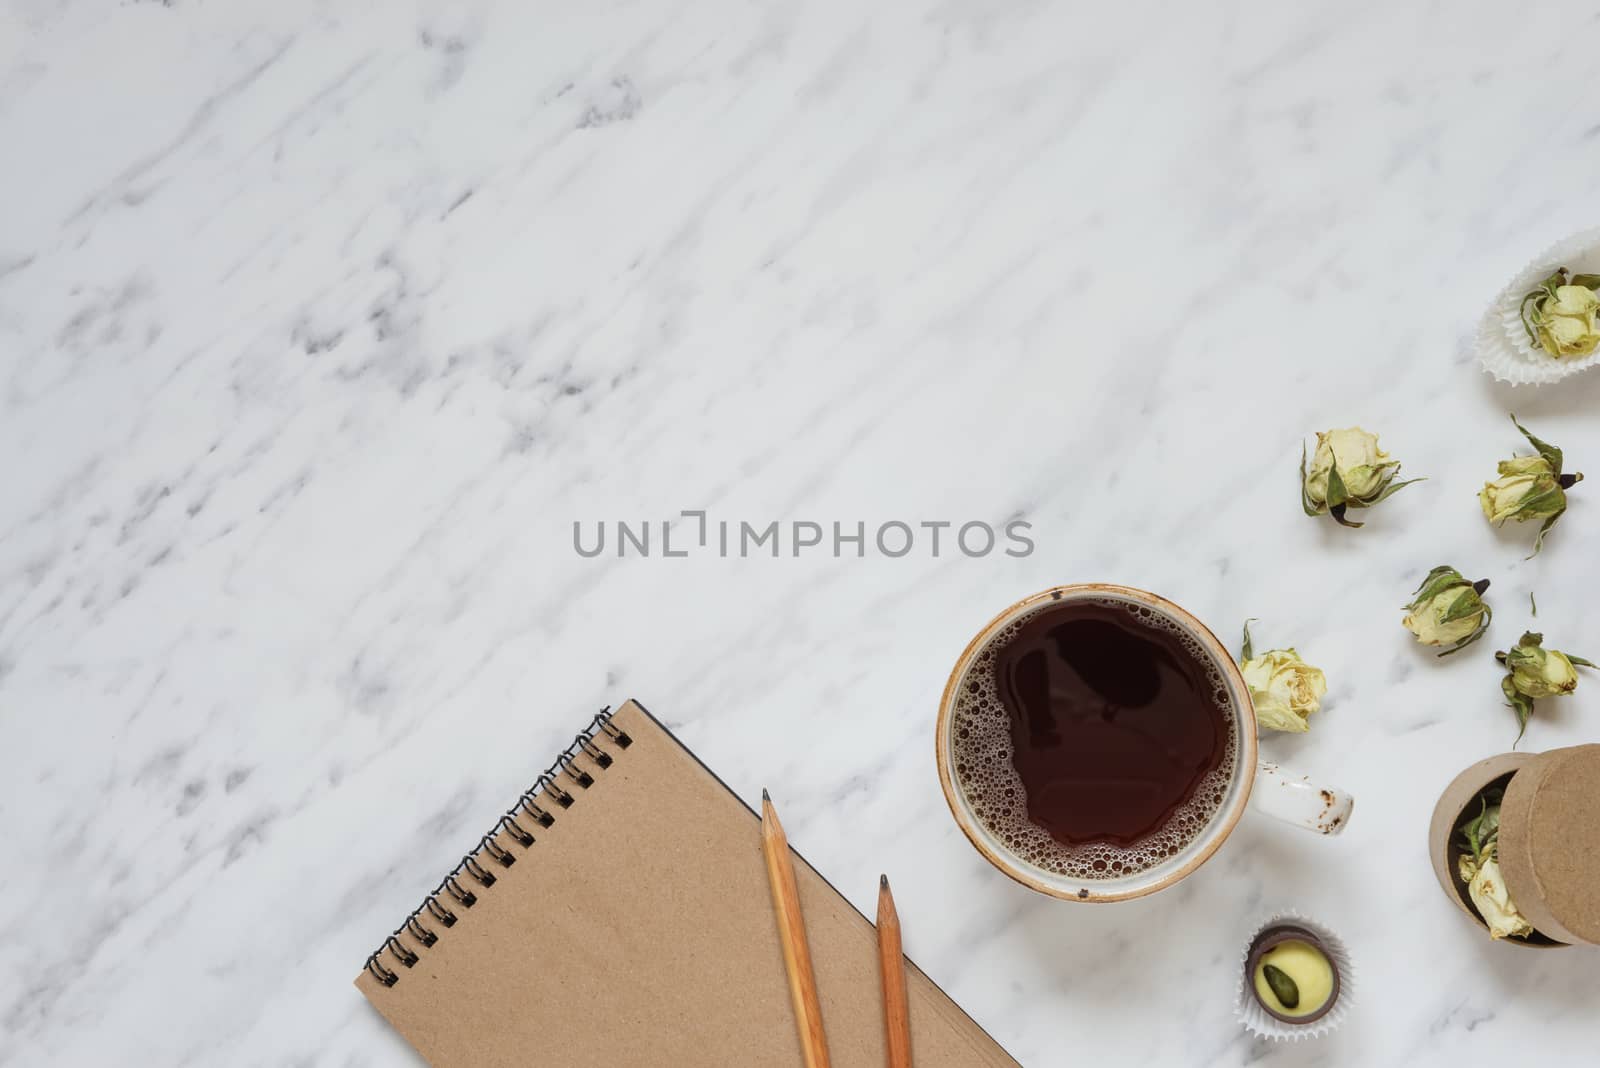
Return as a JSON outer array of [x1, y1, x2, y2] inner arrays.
[[935, 583, 1259, 902]]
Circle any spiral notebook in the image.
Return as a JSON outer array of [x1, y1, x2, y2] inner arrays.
[[356, 699, 1018, 1067]]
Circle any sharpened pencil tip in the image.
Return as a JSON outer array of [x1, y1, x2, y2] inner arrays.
[[762, 787, 770, 804], [880, 873, 889, 890]]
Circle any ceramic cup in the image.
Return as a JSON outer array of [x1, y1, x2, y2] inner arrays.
[[936, 584, 1354, 902]]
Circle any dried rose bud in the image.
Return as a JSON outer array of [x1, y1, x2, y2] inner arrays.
[[1299, 427, 1421, 528], [1455, 789, 1533, 940], [1402, 566, 1491, 656], [1496, 630, 1595, 744], [1239, 621, 1328, 733], [1480, 415, 1582, 556], [1520, 267, 1600, 358], [1458, 853, 1534, 940]]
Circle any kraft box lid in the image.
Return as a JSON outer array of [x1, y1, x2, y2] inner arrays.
[[1497, 744, 1600, 947]]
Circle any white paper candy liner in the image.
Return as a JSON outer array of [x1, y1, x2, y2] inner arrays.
[[1234, 911, 1354, 1042], [1477, 225, 1600, 386]]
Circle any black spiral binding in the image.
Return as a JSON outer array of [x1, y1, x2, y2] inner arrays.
[[363, 707, 633, 988]]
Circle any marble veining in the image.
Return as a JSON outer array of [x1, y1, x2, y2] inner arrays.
[[4, 1, 1600, 1065]]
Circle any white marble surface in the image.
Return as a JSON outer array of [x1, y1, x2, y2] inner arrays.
[[4, 2, 1600, 1065]]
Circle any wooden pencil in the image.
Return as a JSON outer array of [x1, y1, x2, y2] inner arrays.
[[761, 789, 832, 1068], [876, 874, 913, 1068]]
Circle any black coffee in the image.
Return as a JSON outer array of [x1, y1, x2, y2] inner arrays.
[[951, 598, 1236, 879], [994, 601, 1227, 846]]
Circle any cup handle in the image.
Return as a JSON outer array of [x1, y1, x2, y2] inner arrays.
[[1248, 762, 1354, 835]]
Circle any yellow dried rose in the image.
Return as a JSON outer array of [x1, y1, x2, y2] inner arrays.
[[1456, 789, 1533, 941], [1520, 268, 1600, 358], [1239, 621, 1327, 733], [1480, 458, 1556, 522], [1300, 427, 1421, 527], [1497, 630, 1594, 745], [1459, 854, 1533, 940], [1401, 565, 1491, 656], [1480, 415, 1583, 556]]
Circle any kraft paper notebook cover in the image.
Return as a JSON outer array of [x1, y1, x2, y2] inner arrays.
[[356, 699, 1019, 1067]]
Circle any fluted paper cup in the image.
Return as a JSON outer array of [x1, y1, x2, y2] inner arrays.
[[1477, 226, 1600, 386], [1234, 911, 1353, 1042]]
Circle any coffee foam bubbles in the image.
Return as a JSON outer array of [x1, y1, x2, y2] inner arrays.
[[950, 598, 1238, 882]]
